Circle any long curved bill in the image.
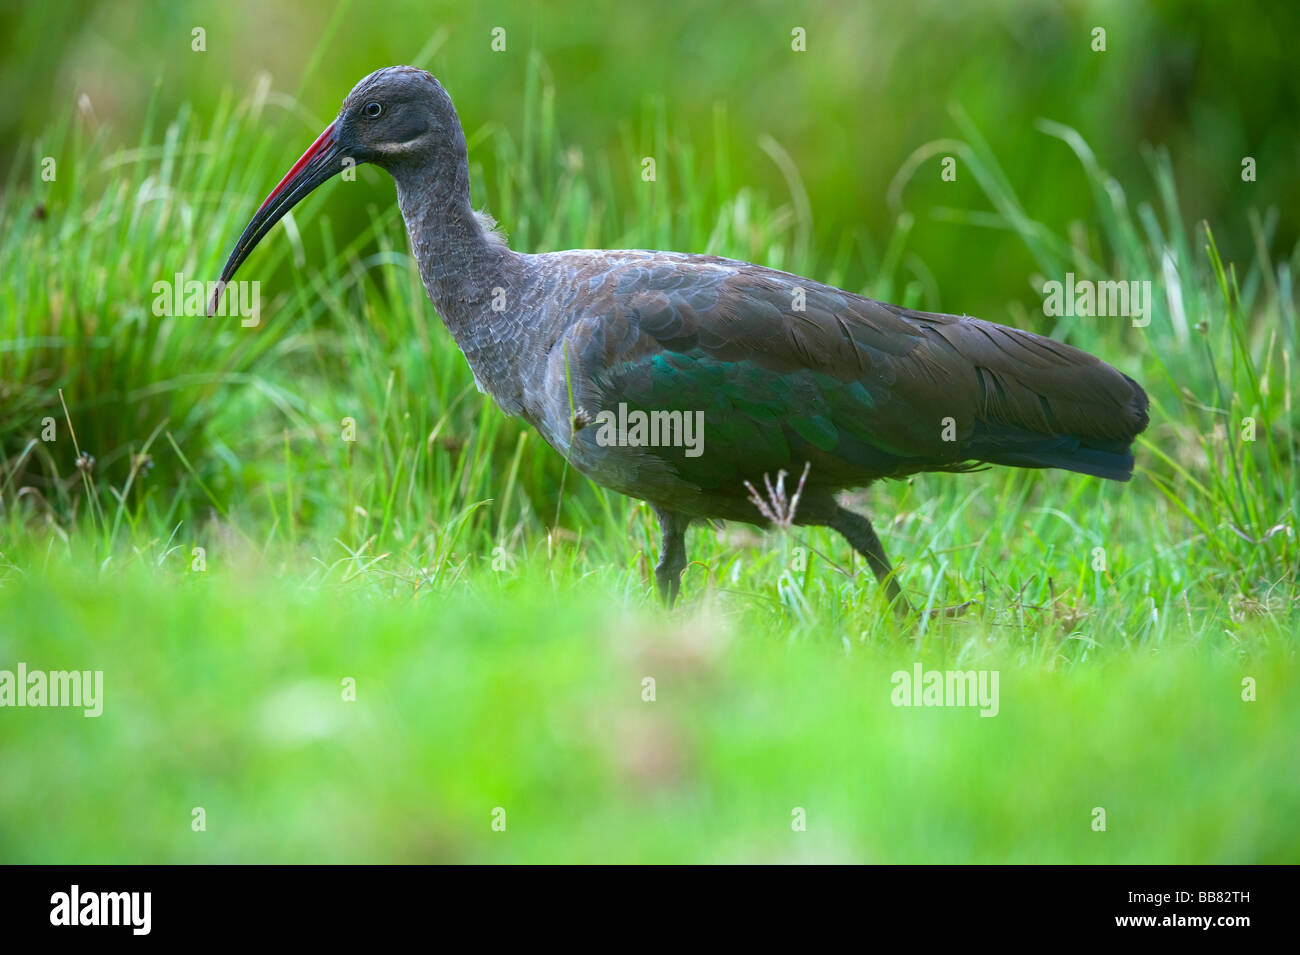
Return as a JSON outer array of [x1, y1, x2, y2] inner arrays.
[[210, 120, 343, 314]]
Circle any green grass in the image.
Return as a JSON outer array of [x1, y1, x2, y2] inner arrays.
[[0, 562, 1294, 863], [0, 55, 1296, 862]]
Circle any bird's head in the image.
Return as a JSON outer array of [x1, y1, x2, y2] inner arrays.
[[214, 66, 461, 296]]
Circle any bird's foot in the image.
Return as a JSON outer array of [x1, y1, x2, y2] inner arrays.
[[922, 599, 977, 619], [891, 595, 977, 619]]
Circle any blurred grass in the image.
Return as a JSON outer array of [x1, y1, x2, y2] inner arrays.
[[0, 561, 1294, 864], [4, 0, 1299, 319], [0, 10, 1296, 862]]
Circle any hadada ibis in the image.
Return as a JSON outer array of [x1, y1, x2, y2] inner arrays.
[[216, 67, 1149, 611]]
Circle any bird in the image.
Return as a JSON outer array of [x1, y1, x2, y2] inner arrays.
[[215, 66, 1149, 612]]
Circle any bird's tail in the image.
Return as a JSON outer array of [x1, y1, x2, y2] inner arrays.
[[966, 369, 1149, 481], [909, 311, 1151, 482]]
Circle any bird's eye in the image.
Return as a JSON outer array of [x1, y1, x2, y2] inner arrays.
[[363, 101, 383, 118]]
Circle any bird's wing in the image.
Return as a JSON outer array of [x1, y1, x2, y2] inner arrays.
[[554, 252, 1148, 489]]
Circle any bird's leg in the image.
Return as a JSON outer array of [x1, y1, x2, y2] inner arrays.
[[829, 506, 911, 612], [829, 506, 972, 618], [651, 506, 690, 606]]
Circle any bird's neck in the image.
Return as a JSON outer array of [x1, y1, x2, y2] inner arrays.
[[392, 162, 505, 326], [391, 158, 529, 399]]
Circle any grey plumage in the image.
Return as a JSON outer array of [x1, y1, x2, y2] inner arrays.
[[217, 67, 1149, 612]]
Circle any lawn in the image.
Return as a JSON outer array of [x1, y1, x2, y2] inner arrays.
[[1, 553, 1294, 863]]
